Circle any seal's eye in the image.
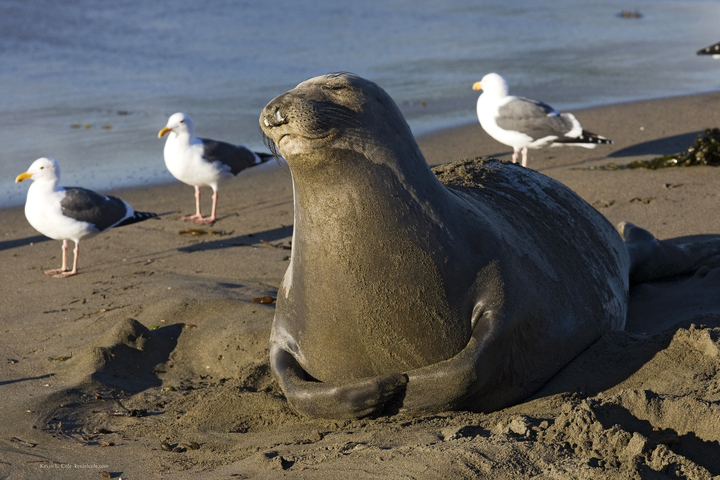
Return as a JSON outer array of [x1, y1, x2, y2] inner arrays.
[[322, 83, 347, 92]]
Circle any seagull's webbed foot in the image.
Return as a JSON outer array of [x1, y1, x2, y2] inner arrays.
[[44, 268, 68, 276], [51, 270, 77, 279], [181, 213, 214, 224]]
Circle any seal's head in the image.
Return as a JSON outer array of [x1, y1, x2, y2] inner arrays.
[[260, 73, 423, 174]]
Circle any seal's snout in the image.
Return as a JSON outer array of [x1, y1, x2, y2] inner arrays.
[[259, 99, 289, 161], [260, 102, 285, 161], [262, 105, 288, 130]]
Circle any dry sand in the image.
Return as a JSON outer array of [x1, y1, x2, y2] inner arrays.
[[2, 92, 720, 479]]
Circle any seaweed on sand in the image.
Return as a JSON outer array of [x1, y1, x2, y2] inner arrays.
[[594, 128, 720, 170]]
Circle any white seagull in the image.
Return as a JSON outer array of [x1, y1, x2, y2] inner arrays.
[[158, 112, 274, 224], [473, 73, 612, 167], [697, 41, 720, 58], [15, 157, 157, 278]]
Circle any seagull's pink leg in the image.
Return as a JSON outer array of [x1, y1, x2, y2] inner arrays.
[[190, 190, 218, 224], [53, 242, 79, 278], [44, 239, 69, 275], [181, 186, 207, 223], [207, 191, 219, 223], [521, 147, 528, 168], [511, 150, 519, 164]]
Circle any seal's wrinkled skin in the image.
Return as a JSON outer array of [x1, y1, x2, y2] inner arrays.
[[259, 73, 720, 419]]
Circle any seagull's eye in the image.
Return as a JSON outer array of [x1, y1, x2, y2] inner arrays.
[[40, 166, 44, 169], [180, 120, 185, 123]]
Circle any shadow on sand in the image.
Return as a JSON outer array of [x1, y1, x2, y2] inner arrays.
[[608, 131, 702, 158]]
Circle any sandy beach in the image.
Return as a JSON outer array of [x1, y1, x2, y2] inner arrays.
[[2, 92, 720, 479]]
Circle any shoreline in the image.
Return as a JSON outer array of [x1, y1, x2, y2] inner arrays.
[[2, 90, 720, 479]]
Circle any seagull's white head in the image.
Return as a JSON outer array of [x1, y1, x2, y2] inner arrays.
[[15, 157, 60, 184], [472, 73, 509, 98], [158, 112, 195, 138]]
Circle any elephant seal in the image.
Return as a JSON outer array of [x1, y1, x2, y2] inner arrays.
[[259, 73, 720, 419]]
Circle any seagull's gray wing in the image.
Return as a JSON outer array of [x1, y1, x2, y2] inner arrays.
[[200, 139, 264, 176], [60, 187, 131, 231], [495, 97, 575, 140]]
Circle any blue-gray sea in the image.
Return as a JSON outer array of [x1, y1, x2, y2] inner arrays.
[[2, 0, 719, 208]]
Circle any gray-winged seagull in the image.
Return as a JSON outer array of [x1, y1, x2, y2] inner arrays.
[[15, 157, 157, 278], [473, 73, 612, 167], [158, 112, 273, 224]]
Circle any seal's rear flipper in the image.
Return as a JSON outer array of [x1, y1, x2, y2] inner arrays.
[[619, 221, 720, 283], [269, 345, 408, 420]]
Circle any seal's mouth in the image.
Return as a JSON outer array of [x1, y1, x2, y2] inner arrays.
[[278, 133, 291, 146], [263, 126, 337, 162]]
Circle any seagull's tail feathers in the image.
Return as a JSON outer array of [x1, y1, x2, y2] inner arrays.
[[697, 42, 720, 56], [115, 211, 158, 228], [256, 150, 286, 170], [555, 130, 613, 147], [256, 152, 275, 164]]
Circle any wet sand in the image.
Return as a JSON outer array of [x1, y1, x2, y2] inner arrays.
[[1, 92, 720, 479]]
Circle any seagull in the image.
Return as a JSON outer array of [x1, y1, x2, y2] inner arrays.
[[473, 73, 612, 167], [15, 157, 157, 278], [697, 41, 720, 58], [158, 112, 274, 224]]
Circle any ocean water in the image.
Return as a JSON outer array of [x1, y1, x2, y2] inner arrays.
[[2, 0, 719, 208]]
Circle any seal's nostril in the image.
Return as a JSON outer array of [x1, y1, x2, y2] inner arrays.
[[274, 108, 285, 124]]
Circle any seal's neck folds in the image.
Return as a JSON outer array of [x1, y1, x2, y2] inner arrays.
[[288, 148, 465, 281]]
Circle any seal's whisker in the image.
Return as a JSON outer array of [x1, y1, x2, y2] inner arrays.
[[317, 105, 362, 125], [261, 129, 283, 165], [314, 112, 361, 129]]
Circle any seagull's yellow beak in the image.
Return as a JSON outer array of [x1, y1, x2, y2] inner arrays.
[[158, 126, 172, 138], [15, 172, 33, 183], [472, 81, 483, 91]]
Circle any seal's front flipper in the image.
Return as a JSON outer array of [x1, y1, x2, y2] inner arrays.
[[270, 345, 408, 420], [398, 312, 504, 415], [620, 221, 720, 283]]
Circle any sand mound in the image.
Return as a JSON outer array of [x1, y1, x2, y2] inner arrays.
[[22, 305, 719, 479]]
